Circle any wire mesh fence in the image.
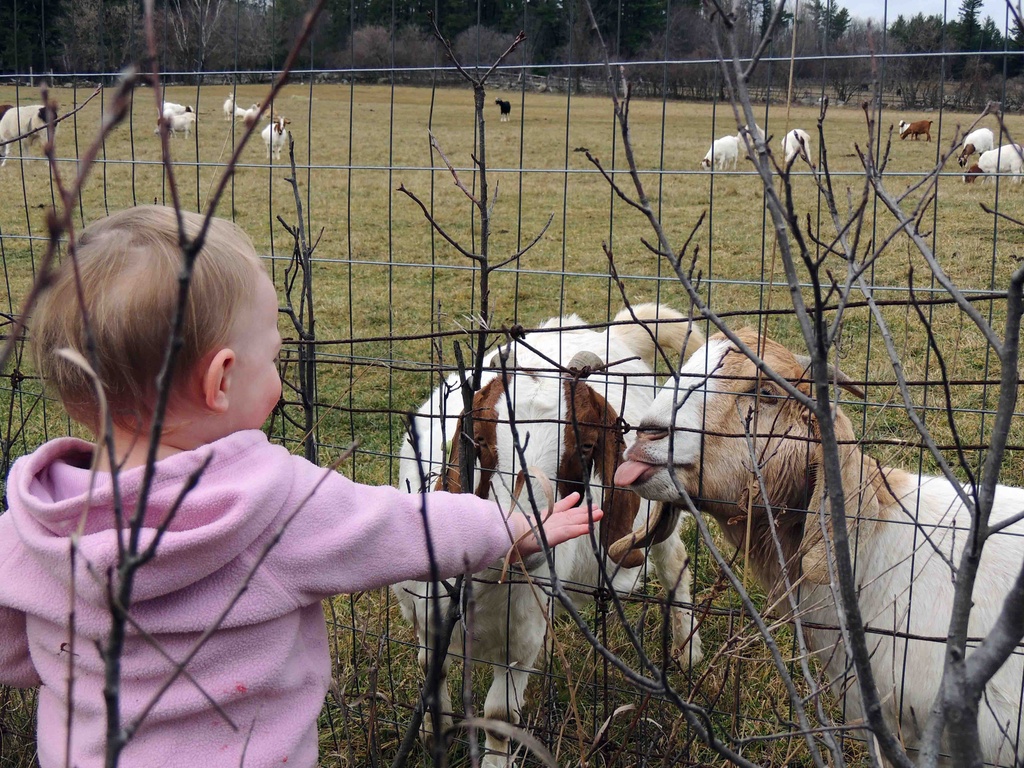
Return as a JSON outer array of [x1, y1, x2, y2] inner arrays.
[[3, 0, 1024, 766]]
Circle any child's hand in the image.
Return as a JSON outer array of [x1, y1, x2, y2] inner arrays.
[[508, 491, 603, 560]]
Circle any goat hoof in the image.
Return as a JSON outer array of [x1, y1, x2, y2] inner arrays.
[[481, 752, 513, 768], [672, 636, 703, 670], [420, 712, 453, 750]]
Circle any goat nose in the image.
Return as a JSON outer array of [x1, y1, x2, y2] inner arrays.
[[634, 428, 669, 444]]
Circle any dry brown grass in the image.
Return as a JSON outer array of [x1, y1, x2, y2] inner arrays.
[[2, 80, 1023, 766]]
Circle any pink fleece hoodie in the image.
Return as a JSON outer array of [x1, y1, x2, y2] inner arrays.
[[0, 430, 513, 767]]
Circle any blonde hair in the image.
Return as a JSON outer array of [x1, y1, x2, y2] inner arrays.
[[33, 205, 265, 431]]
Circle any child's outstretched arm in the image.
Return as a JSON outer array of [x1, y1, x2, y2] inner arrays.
[[508, 491, 602, 560]]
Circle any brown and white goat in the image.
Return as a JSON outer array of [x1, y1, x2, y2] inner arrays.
[[0, 104, 56, 167], [616, 329, 1024, 765], [261, 116, 290, 160], [957, 127, 995, 167], [394, 304, 705, 768], [898, 118, 933, 141], [962, 143, 1024, 184]]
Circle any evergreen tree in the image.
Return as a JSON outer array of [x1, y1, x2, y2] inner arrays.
[[805, 0, 851, 47], [956, 0, 983, 50], [760, 0, 775, 38], [0, 0, 63, 74]]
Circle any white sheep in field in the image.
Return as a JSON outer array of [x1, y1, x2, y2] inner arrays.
[[0, 104, 54, 168], [616, 328, 1024, 766], [963, 143, 1024, 184], [394, 304, 705, 768], [261, 116, 290, 160], [957, 127, 995, 168], [781, 128, 814, 167], [161, 101, 192, 119], [700, 134, 741, 170], [154, 111, 196, 139]]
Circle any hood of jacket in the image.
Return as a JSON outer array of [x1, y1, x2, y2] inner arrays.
[[1, 430, 294, 631]]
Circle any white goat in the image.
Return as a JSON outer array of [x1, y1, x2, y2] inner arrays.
[[737, 123, 766, 160], [0, 104, 54, 168], [616, 329, 1024, 766], [781, 128, 814, 167], [239, 102, 263, 126], [223, 93, 236, 120], [394, 305, 705, 767], [154, 111, 196, 139], [161, 101, 192, 119], [958, 127, 995, 168], [963, 143, 1024, 184], [738, 123, 765, 143], [261, 116, 291, 160], [701, 134, 741, 170]]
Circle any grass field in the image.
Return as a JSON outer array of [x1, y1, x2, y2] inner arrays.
[[2, 79, 1024, 766]]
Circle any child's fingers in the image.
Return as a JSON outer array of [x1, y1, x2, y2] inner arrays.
[[544, 506, 602, 546], [552, 491, 581, 513]]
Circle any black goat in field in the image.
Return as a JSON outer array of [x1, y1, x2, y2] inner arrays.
[[495, 98, 511, 121]]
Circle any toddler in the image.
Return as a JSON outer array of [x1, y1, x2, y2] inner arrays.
[[0, 205, 601, 767]]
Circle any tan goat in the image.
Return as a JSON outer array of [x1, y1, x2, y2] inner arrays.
[[616, 328, 1024, 765]]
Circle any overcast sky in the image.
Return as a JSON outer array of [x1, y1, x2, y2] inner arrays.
[[842, 0, 1018, 28]]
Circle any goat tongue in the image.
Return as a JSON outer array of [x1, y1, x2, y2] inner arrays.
[[613, 460, 656, 487]]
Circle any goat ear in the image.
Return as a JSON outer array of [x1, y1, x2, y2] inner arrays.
[[435, 378, 503, 498], [584, 386, 647, 568], [798, 416, 877, 585], [606, 502, 681, 564]]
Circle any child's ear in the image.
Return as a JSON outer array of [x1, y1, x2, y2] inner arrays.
[[201, 347, 236, 413]]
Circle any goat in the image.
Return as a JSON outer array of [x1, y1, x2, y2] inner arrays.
[[154, 111, 196, 139], [781, 128, 814, 168], [495, 98, 511, 122], [241, 102, 266, 128], [899, 119, 933, 141], [737, 123, 766, 160], [0, 104, 55, 168], [957, 127, 995, 168], [394, 304, 705, 767], [962, 144, 1023, 184], [232, 101, 262, 125], [738, 123, 765, 143], [701, 135, 741, 170], [616, 328, 1024, 766], [161, 101, 192, 119], [223, 93, 236, 120], [261, 116, 291, 160]]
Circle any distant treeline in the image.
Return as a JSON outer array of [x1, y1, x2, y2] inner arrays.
[[2, 0, 1022, 111]]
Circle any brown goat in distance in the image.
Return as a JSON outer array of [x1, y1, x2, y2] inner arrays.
[[899, 118, 933, 141]]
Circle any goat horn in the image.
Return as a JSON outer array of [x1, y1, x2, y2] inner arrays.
[[792, 355, 865, 399], [606, 502, 682, 562], [567, 350, 604, 373]]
